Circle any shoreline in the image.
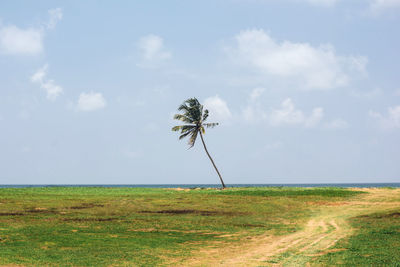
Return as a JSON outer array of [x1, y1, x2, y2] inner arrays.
[[0, 183, 399, 189]]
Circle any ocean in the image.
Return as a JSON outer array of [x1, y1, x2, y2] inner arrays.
[[0, 183, 399, 188]]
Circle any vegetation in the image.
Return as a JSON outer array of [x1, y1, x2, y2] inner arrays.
[[172, 98, 226, 188], [0, 187, 398, 266], [314, 210, 400, 266]]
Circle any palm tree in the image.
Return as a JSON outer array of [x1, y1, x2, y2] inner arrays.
[[172, 98, 226, 189]]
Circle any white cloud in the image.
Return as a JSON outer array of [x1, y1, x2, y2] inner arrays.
[[47, 8, 63, 29], [30, 65, 63, 101], [226, 29, 367, 90], [0, 8, 62, 55], [306, 107, 324, 127], [138, 34, 171, 66], [41, 80, 63, 101], [269, 98, 324, 127], [324, 118, 349, 129], [242, 105, 268, 122], [369, 106, 400, 129], [31, 65, 47, 83], [77, 92, 107, 111], [203, 95, 232, 121], [369, 0, 400, 14], [242, 88, 268, 122], [241, 90, 324, 127], [0, 25, 43, 55], [394, 89, 400, 96]]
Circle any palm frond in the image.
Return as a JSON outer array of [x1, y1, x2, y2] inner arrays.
[[178, 103, 189, 112], [180, 125, 196, 133], [203, 109, 209, 122], [172, 125, 182, 132], [185, 98, 200, 107], [178, 98, 202, 122], [188, 130, 199, 148], [172, 125, 196, 132], [173, 114, 194, 124], [204, 122, 219, 128], [199, 104, 204, 120], [178, 98, 199, 111], [188, 109, 201, 122], [179, 129, 194, 140]]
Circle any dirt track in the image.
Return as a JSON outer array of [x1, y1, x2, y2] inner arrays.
[[178, 188, 400, 266]]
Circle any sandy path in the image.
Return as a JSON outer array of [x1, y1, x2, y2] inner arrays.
[[177, 188, 400, 266]]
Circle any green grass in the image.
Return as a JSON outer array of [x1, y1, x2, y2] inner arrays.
[[205, 187, 363, 197], [0, 187, 364, 266], [314, 209, 400, 266]]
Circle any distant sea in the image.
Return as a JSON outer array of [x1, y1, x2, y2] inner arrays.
[[0, 183, 399, 188]]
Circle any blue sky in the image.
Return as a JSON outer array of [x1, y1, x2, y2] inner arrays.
[[0, 0, 399, 184]]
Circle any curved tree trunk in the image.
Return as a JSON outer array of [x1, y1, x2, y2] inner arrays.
[[199, 132, 226, 189]]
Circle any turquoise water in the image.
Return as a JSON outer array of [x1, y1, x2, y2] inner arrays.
[[0, 183, 399, 188]]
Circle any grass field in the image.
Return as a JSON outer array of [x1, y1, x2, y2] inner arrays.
[[0, 187, 399, 266]]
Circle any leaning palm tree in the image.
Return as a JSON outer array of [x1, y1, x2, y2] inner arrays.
[[172, 98, 226, 189]]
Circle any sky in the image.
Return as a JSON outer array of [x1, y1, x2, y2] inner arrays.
[[0, 0, 399, 184]]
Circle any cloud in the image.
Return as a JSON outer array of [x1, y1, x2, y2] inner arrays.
[[242, 88, 268, 122], [269, 98, 324, 127], [41, 80, 63, 101], [0, 25, 43, 55], [242, 105, 267, 122], [249, 87, 265, 102], [225, 29, 367, 90], [241, 89, 325, 127], [77, 92, 107, 111], [203, 95, 232, 121], [369, 0, 400, 14], [324, 118, 349, 129], [31, 65, 63, 101], [47, 8, 63, 29], [0, 8, 62, 56], [369, 106, 400, 129], [137, 34, 171, 67]]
